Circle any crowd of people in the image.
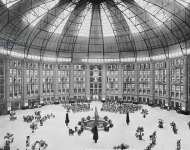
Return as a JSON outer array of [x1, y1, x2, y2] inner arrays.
[[63, 103, 91, 113], [101, 102, 142, 114]]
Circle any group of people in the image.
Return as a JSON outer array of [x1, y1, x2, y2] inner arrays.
[[25, 135, 48, 150], [9, 111, 17, 121], [0, 133, 14, 150], [101, 102, 142, 114], [145, 131, 157, 150], [68, 126, 84, 136], [63, 103, 91, 113], [29, 111, 55, 133]]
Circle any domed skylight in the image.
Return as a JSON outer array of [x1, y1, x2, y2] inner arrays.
[[0, 0, 189, 61]]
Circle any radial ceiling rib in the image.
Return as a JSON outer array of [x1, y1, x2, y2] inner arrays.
[[0, 0, 49, 28], [0, 1, 8, 14], [0, 0, 59, 42], [142, 0, 190, 31], [56, 0, 89, 58], [0, 0, 189, 59], [101, 2, 126, 57], [7, 1, 66, 52], [23, 0, 71, 56], [59, 5, 90, 59], [88, 1, 104, 59], [135, 0, 188, 55], [39, 9, 74, 57], [105, 0, 139, 57], [121, 0, 169, 57]]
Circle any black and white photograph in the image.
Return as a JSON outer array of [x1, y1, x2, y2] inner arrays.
[[0, 0, 190, 149]]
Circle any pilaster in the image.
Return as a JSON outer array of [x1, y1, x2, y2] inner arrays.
[[150, 61, 155, 104], [102, 64, 106, 100], [135, 63, 139, 102], [85, 64, 90, 100], [3, 56, 8, 114], [53, 63, 58, 101], [184, 56, 189, 111], [5, 57, 10, 112], [69, 64, 74, 99], [118, 63, 123, 99], [39, 62, 43, 104], [22, 59, 27, 107], [166, 59, 171, 107]]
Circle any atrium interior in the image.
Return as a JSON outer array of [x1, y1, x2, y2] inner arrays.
[[0, 0, 190, 150]]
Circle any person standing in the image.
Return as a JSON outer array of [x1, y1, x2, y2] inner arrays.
[[65, 112, 70, 126], [26, 136, 30, 150], [92, 125, 98, 143], [126, 112, 130, 125]]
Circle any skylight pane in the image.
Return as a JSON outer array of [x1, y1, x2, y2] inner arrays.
[[100, 7, 115, 37], [78, 6, 92, 36], [135, 0, 172, 26], [116, 2, 143, 33], [48, 4, 75, 34], [176, 0, 190, 7], [30, 15, 45, 27], [1, 0, 20, 8], [23, 0, 59, 27], [53, 15, 70, 34]]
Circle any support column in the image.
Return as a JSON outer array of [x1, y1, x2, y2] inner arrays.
[[135, 63, 139, 103], [102, 64, 106, 100], [85, 64, 90, 100], [166, 59, 171, 107], [22, 59, 27, 107], [184, 56, 189, 111], [39, 62, 43, 104], [69, 64, 74, 100], [5, 57, 10, 112], [53, 63, 58, 101], [150, 62, 155, 104], [118, 63, 123, 99], [2, 56, 8, 114]]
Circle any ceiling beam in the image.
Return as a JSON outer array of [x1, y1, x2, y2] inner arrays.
[[105, 0, 139, 58], [56, 0, 89, 58], [121, 0, 169, 57], [87, 1, 104, 59], [22, 0, 71, 56]]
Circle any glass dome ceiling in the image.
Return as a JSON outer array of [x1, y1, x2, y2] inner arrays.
[[0, 0, 190, 61]]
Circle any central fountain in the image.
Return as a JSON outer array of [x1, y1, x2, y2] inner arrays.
[[78, 106, 113, 131]]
